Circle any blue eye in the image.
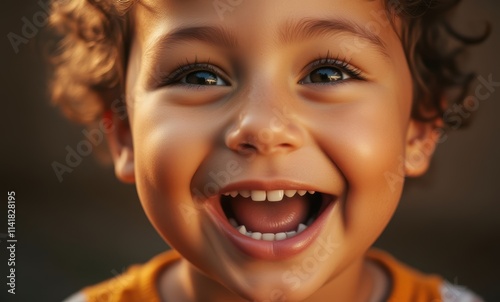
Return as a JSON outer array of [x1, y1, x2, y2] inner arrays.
[[183, 70, 227, 86]]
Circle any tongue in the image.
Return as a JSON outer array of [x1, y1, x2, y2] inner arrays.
[[230, 195, 310, 233]]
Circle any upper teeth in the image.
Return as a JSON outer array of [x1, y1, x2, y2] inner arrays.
[[223, 190, 316, 202]]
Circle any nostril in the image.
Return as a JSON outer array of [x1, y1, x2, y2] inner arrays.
[[239, 143, 257, 150], [278, 143, 294, 149]]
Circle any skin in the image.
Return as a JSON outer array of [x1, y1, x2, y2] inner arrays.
[[105, 0, 440, 301]]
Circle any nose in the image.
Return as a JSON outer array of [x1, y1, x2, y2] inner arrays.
[[225, 97, 305, 156]]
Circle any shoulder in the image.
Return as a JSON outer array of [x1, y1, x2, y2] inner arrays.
[[366, 249, 484, 302], [63, 250, 181, 302]]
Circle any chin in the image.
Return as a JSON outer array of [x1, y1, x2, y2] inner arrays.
[[213, 260, 333, 302], [228, 279, 320, 302]]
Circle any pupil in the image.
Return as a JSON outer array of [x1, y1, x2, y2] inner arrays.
[[310, 67, 342, 83], [186, 71, 217, 85]]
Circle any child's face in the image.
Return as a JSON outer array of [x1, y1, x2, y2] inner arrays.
[[115, 0, 435, 300]]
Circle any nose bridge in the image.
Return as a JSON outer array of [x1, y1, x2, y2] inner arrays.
[[243, 80, 285, 129], [225, 80, 305, 155]]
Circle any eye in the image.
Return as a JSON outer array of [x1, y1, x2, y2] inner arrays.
[[183, 70, 227, 86], [298, 56, 363, 85], [160, 62, 230, 87], [301, 67, 346, 84]]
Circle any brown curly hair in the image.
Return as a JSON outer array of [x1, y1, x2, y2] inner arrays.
[[47, 0, 489, 125]]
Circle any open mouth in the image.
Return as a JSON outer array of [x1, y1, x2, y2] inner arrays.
[[220, 189, 331, 241]]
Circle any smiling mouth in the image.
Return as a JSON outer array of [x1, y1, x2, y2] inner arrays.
[[220, 189, 331, 241]]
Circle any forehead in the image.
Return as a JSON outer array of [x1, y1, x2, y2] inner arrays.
[[135, 0, 386, 19], [131, 0, 400, 54]]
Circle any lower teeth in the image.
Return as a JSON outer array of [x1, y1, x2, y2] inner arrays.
[[229, 217, 315, 241]]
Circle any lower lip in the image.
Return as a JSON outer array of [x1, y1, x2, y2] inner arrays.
[[205, 196, 336, 261]]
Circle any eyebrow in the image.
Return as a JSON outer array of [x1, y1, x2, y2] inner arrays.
[[145, 18, 388, 59], [278, 18, 389, 57], [145, 25, 238, 55]]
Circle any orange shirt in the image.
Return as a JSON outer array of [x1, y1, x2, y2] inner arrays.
[[367, 250, 442, 302], [81, 249, 478, 302], [83, 250, 181, 302]]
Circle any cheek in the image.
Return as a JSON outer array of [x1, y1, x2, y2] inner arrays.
[[342, 107, 405, 233], [311, 91, 408, 237], [131, 99, 218, 248]]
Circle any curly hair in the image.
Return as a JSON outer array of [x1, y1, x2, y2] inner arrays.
[[47, 0, 489, 125]]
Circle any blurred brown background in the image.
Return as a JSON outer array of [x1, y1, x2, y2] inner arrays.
[[1, 0, 499, 301]]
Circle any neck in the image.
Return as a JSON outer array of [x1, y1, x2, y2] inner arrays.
[[160, 259, 246, 302], [302, 258, 387, 302]]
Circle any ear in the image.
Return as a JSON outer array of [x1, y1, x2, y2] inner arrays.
[[103, 110, 135, 183], [404, 118, 443, 177]]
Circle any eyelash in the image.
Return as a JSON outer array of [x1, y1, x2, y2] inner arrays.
[[159, 53, 364, 87], [160, 59, 225, 87], [304, 53, 364, 82]]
